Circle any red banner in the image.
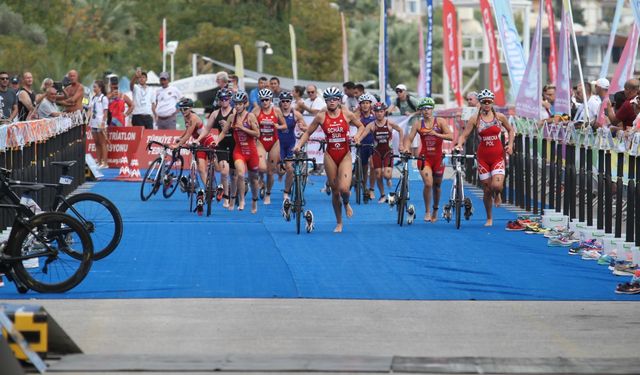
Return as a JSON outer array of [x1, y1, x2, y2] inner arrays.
[[136, 129, 187, 167], [86, 127, 144, 167], [480, 0, 506, 106], [442, 0, 463, 106], [545, 0, 557, 85]]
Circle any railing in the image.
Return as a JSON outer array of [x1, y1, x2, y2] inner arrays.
[[0, 114, 86, 231]]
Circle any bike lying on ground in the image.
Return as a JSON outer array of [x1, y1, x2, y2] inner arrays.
[[388, 152, 424, 226], [282, 151, 316, 234], [443, 151, 475, 229], [8, 161, 122, 260], [0, 168, 93, 293], [141, 141, 185, 202]]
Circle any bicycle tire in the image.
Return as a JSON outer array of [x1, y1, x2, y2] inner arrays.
[[295, 178, 302, 234], [162, 154, 184, 198], [57, 192, 123, 261], [397, 175, 406, 226], [189, 164, 197, 212], [455, 173, 462, 229], [301, 161, 309, 193], [354, 158, 362, 205], [206, 161, 216, 217], [9, 212, 93, 293], [140, 158, 162, 201]]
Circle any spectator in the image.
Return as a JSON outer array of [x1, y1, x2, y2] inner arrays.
[[229, 74, 239, 93], [587, 78, 609, 125], [606, 78, 640, 133], [57, 69, 84, 113], [269, 77, 282, 106], [465, 91, 479, 107], [88, 80, 109, 168], [35, 78, 54, 105], [107, 76, 133, 126], [0, 71, 18, 121], [153, 72, 182, 130], [209, 71, 229, 113], [249, 76, 268, 112], [342, 81, 358, 111], [130, 69, 155, 129], [388, 84, 418, 115], [540, 84, 556, 120], [354, 83, 365, 100], [571, 81, 591, 125], [16, 72, 36, 121], [292, 85, 305, 109], [297, 84, 326, 115], [10, 76, 19, 91], [37, 87, 61, 118]]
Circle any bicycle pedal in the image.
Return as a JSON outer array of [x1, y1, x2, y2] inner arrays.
[[216, 185, 224, 201]]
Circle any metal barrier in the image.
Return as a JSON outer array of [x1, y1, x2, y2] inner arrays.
[[0, 115, 86, 231]]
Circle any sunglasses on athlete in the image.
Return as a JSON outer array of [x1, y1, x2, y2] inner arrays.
[[480, 100, 493, 105], [280, 100, 291, 103], [326, 97, 340, 102], [260, 98, 270, 102]]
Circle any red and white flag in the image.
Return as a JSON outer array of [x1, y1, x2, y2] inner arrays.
[[442, 0, 463, 106], [545, 0, 557, 85], [480, 0, 505, 106], [609, 23, 640, 93]]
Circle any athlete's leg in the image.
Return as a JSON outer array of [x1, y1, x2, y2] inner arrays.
[[235, 159, 247, 211], [481, 178, 493, 226], [197, 157, 208, 187], [249, 169, 260, 213], [491, 173, 505, 207], [264, 141, 280, 205], [284, 161, 294, 200], [420, 164, 434, 222], [324, 153, 343, 232], [375, 167, 385, 198], [336, 153, 354, 221], [431, 174, 443, 222]]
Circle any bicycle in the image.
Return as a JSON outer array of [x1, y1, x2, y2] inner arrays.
[[9, 161, 122, 260], [178, 144, 225, 216], [202, 148, 229, 217], [442, 151, 475, 229], [282, 151, 316, 234], [140, 141, 184, 201], [0, 168, 93, 293], [387, 152, 424, 226], [351, 143, 374, 205]]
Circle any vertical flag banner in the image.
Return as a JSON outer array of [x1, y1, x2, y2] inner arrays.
[[609, 23, 640, 93], [424, 0, 433, 97], [632, 0, 640, 27], [378, 0, 389, 105], [234, 45, 245, 91], [600, 0, 625, 78], [289, 24, 298, 85], [554, 0, 571, 115], [515, 0, 543, 119], [442, 0, 463, 106], [479, 0, 506, 106], [418, 19, 426, 97], [492, 0, 527, 98], [341, 12, 349, 83], [545, 0, 557, 85]]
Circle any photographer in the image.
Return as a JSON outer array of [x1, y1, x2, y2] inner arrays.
[[56, 69, 84, 113]]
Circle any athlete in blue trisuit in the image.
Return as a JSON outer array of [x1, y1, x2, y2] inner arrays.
[[278, 91, 308, 202], [353, 93, 377, 200]]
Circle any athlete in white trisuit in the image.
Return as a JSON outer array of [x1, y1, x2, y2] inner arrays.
[[251, 88, 287, 205], [293, 87, 366, 233]]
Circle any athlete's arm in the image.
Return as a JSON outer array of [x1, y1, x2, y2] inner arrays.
[[435, 118, 453, 141], [294, 112, 323, 152], [174, 116, 197, 147], [359, 122, 373, 140], [403, 120, 419, 151], [217, 113, 233, 142], [241, 113, 261, 137], [455, 114, 477, 149], [497, 112, 515, 155], [347, 110, 366, 142], [123, 94, 134, 118], [274, 107, 288, 130], [388, 120, 405, 151], [294, 110, 308, 132]]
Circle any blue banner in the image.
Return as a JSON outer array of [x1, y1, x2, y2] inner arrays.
[[492, 0, 527, 99], [600, 0, 624, 79], [425, 0, 433, 97], [384, 0, 390, 106]]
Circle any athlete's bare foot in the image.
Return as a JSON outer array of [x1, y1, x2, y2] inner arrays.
[[264, 194, 271, 205], [238, 199, 245, 211], [345, 203, 354, 218], [484, 219, 493, 227], [334, 223, 343, 233], [251, 200, 258, 214], [386, 178, 392, 188], [424, 212, 431, 222], [223, 199, 229, 208], [431, 209, 438, 223], [283, 192, 289, 201], [494, 193, 502, 207]]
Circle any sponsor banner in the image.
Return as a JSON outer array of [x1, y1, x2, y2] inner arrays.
[[601, 0, 625, 78], [443, 0, 463, 106], [86, 127, 144, 167], [136, 129, 190, 167], [492, 0, 527, 98], [515, 0, 543, 119], [554, 0, 572, 115], [609, 23, 640, 93], [545, 0, 557, 85], [480, 0, 506, 106], [424, 0, 434, 97]]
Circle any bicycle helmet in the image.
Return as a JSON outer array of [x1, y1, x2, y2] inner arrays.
[[372, 102, 387, 112], [232, 91, 248, 103], [477, 89, 495, 101], [217, 89, 231, 99], [258, 88, 273, 99], [176, 97, 194, 109], [323, 86, 342, 100], [279, 91, 293, 101], [416, 97, 435, 110], [358, 93, 376, 104]]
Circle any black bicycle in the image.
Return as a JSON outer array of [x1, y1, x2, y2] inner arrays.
[[0, 168, 93, 293], [141, 141, 184, 201], [282, 151, 316, 234], [351, 143, 374, 205], [443, 151, 475, 229], [388, 152, 424, 226], [9, 161, 122, 260]]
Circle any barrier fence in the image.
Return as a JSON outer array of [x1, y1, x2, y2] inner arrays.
[[0, 114, 86, 231]]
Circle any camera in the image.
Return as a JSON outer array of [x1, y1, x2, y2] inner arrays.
[[53, 81, 64, 93]]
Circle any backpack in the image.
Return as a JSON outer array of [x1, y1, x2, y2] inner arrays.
[[396, 94, 417, 113]]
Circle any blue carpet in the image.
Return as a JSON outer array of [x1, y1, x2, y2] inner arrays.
[[0, 169, 638, 300]]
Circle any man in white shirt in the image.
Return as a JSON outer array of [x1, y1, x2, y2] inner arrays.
[[37, 87, 61, 118], [297, 84, 326, 115], [153, 72, 182, 130], [587, 78, 609, 126], [130, 69, 155, 129]]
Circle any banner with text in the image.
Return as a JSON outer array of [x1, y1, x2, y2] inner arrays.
[[492, 0, 527, 99], [443, 0, 463, 106], [480, 0, 506, 106], [515, 0, 543, 119], [545, 0, 557, 85], [554, 0, 572, 115]]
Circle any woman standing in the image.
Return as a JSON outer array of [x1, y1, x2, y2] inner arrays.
[[107, 77, 133, 126], [88, 80, 109, 168]]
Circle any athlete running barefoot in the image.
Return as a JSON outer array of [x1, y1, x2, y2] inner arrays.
[[354, 93, 377, 200], [252, 88, 287, 205], [455, 89, 514, 226], [199, 89, 235, 208], [217, 91, 261, 213], [278, 91, 307, 201], [359, 102, 404, 202], [293, 87, 366, 233], [404, 97, 452, 223], [174, 98, 213, 186]]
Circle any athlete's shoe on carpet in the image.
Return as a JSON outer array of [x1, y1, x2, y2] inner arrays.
[[506, 221, 525, 231], [548, 236, 576, 247], [0, 275, 4, 288], [612, 263, 638, 277], [304, 210, 314, 233], [597, 254, 615, 266], [281, 199, 291, 221], [195, 190, 204, 216], [179, 176, 189, 193], [615, 281, 640, 294], [581, 249, 603, 260], [378, 195, 387, 204], [216, 184, 224, 201]]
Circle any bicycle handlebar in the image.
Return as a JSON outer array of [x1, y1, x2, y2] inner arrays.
[[443, 153, 476, 159], [147, 140, 174, 151], [391, 152, 425, 161]]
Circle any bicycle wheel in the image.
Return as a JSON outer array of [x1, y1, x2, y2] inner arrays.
[[140, 158, 162, 201], [301, 161, 309, 193], [9, 212, 93, 293], [57, 192, 123, 261], [397, 175, 407, 226], [354, 158, 362, 205], [162, 154, 184, 198], [188, 163, 197, 212], [455, 173, 463, 229], [205, 161, 216, 217], [295, 178, 303, 234]]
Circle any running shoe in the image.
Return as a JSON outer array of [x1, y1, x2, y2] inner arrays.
[[581, 249, 603, 260], [505, 221, 525, 231], [548, 236, 575, 247], [615, 282, 640, 295], [597, 254, 615, 266], [216, 184, 224, 201], [378, 195, 387, 204], [612, 263, 638, 277]]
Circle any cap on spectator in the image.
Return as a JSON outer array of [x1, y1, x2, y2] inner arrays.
[[595, 78, 610, 89], [159, 72, 169, 80], [395, 84, 407, 91], [10, 76, 19, 84]]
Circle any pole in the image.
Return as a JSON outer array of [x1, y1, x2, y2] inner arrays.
[[162, 18, 167, 73], [192, 53, 197, 77], [567, 0, 590, 125], [289, 24, 298, 85], [170, 53, 175, 82], [257, 46, 263, 73]]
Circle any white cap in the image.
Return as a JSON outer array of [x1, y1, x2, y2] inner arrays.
[[595, 78, 610, 89], [395, 84, 407, 91]]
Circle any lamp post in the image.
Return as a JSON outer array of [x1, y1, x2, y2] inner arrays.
[[166, 40, 179, 81], [255, 40, 273, 73]]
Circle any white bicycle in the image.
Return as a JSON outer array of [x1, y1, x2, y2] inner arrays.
[[442, 151, 475, 229]]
